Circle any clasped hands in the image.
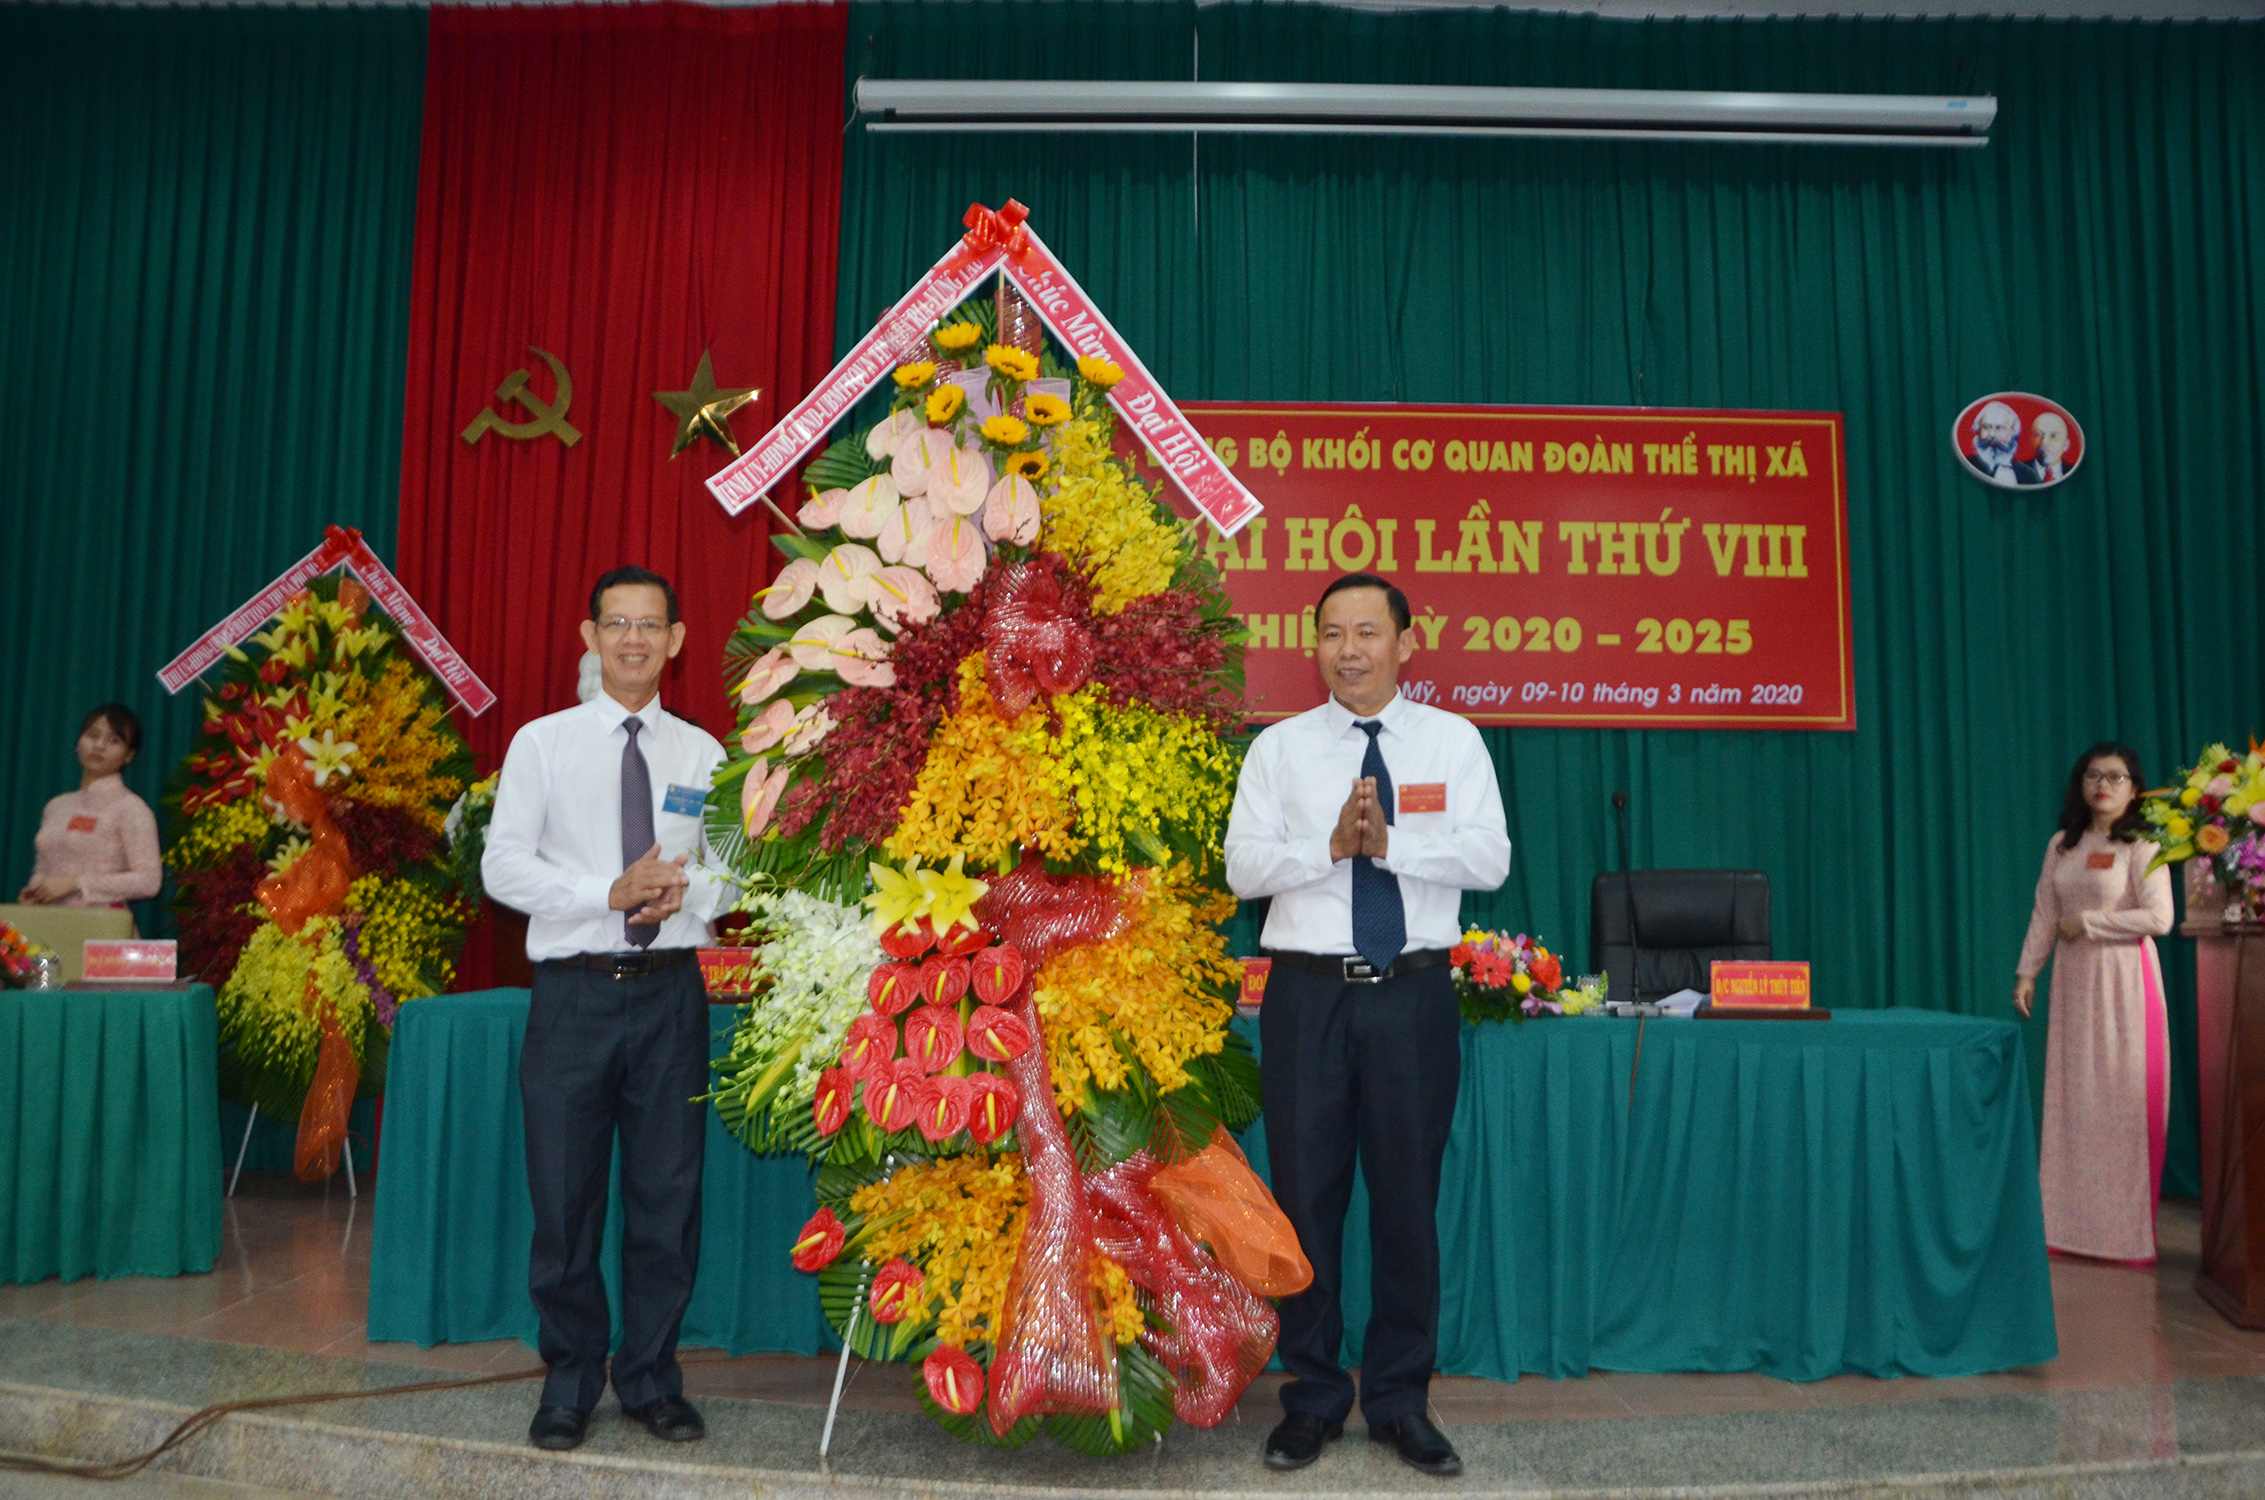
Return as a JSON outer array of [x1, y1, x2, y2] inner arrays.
[[1329, 777, 1390, 864], [610, 843, 690, 928], [17, 875, 79, 905]]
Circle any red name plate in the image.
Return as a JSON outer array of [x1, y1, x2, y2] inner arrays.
[[1710, 960, 1811, 1007], [698, 947, 761, 1002], [83, 940, 178, 984], [1238, 957, 1273, 1010], [1161, 403, 1854, 731], [1398, 782, 1446, 815]]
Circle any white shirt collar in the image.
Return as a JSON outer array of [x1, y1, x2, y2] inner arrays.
[[589, 693, 665, 737], [1323, 689, 1409, 738]]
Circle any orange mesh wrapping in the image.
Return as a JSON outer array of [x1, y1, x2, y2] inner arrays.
[[293, 994, 359, 1182], [1147, 1130, 1312, 1298]]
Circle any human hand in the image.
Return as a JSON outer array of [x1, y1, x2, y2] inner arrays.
[[2057, 913, 2087, 941], [19, 875, 77, 905], [628, 877, 688, 928], [1357, 781, 1390, 860], [610, 845, 690, 914], [1330, 781, 1368, 863], [2013, 976, 2034, 1019]]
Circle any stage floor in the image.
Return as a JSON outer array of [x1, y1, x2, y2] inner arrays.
[[6, 1174, 2265, 1498]]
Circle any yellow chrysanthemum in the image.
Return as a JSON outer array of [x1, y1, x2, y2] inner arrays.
[[979, 414, 1030, 447], [1004, 451, 1049, 481], [932, 322, 982, 352], [894, 361, 938, 389], [985, 344, 1041, 382], [1076, 356, 1123, 389], [1024, 393, 1070, 427], [925, 384, 966, 425]]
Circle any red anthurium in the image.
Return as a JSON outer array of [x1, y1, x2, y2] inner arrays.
[[963, 1072, 1021, 1145], [790, 1207, 847, 1272], [869, 1257, 925, 1324], [916, 1075, 972, 1142], [878, 917, 938, 961], [864, 1058, 928, 1134], [970, 945, 1026, 1004], [964, 1005, 1033, 1063], [903, 1006, 965, 1074], [811, 1067, 854, 1136], [839, 1014, 899, 1084], [868, 963, 922, 1017], [920, 954, 971, 1008], [933, 921, 991, 957], [922, 1345, 985, 1415]]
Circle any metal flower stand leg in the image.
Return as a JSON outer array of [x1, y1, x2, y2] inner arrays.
[[226, 1103, 357, 1199]]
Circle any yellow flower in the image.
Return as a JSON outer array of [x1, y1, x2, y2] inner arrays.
[[925, 384, 965, 424], [979, 414, 1030, 446], [2167, 814, 2194, 839], [1041, 419, 1183, 612], [1076, 356, 1123, 389], [1004, 451, 1049, 481], [266, 835, 310, 875], [933, 322, 982, 352], [863, 854, 991, 937], [2180, 788, 2201, 808], [985, 344, 1040, 382], [894, 361, 937, 389], [298, 730, 358, 787], [1024, 393, 1069, 427], [1512, 972, 1533, 994], [850, 1155, 1029, 1349]]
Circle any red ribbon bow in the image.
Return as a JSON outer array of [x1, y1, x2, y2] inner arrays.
[[960, 199, 1030, 254]]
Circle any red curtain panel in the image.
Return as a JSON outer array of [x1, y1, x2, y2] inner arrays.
[[394, 1, 846, 985]]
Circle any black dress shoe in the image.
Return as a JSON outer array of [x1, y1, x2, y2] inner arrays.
[[1369, 1412, 1462, 1476], [528, 1404, 589, 1451], [624, 1392, 706, 1443], [1263, 1411, 1345, 1470]]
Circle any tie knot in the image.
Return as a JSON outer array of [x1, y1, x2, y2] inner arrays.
[[1357, 720, 1383, 741], [622, 718, 643, 742]]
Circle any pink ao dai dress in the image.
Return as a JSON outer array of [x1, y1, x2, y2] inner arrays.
[[27, 773, 162, 908], [2017, 830, 2175, 1263]]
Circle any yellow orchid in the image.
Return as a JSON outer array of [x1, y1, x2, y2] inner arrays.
[[298, 730, 358, 787]]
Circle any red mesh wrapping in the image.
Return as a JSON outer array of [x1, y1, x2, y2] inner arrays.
[[1088, 1153, 1279, 1428], [983, 560, 1098, 718], [986, 983, 1119, 1433], [972, 860, 1129, 968]]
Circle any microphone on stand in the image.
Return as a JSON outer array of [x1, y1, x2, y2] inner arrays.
[[1611, 789, 1646, 1006]]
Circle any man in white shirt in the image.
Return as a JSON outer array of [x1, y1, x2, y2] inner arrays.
[[483, 567, 731, 1452], [1225, 573, 1510, 1478]]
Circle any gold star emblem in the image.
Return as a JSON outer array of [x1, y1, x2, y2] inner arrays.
[[654, 350, 758, 458]]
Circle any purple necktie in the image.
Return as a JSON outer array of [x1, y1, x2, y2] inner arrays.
[[621, 718, 658, 949]]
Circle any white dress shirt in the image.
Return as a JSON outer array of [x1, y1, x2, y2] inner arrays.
[[1225, 690, 1511, 955], [483, 695, 733, 960]]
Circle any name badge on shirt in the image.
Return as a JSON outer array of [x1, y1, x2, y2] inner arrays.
[[1398, 783, 1447, 815], [2087, 851, 2118, 870], [662, 783, 708, 817], [67, 815, 98, 834]]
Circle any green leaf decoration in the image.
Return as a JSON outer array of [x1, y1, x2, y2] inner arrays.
[[799, 434, 879, 496], [1039, 1344, 1177, 1456]]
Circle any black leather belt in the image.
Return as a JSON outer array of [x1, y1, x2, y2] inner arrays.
[[1264, 948, 1453, 985], [540, 948, 697, 979]]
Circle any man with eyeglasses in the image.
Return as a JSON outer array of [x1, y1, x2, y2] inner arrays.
[[483, 566, 731, 1452]]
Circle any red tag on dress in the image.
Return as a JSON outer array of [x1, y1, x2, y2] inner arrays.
[[2087, 851, 2117, 870], [1398, 783, 1447, 815], [67, 815, 98, 834]]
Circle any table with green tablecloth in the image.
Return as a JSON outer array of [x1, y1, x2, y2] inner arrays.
[[1, 985, 223, 1285], [368, 995, 2056, 1380]]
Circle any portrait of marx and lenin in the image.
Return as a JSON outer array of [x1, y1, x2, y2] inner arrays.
[[1954, 392, 2084, 490]]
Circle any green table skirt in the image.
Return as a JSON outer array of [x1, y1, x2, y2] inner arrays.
[[367, 996, 2055, 1380], [1, 985, 223, 1284], [366, 989, 828, 1353]]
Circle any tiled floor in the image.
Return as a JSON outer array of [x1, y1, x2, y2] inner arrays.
[[6, 1174, 2264, 1436]]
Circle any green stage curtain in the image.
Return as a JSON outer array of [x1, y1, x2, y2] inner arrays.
[[0, 6, 426, 931], [837, 3, 2265, 1197]]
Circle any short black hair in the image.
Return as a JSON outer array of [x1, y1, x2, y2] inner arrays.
[[589, 566, 680, 624], [80, 703, 142, 757], [1317, 573, 1411, 633]]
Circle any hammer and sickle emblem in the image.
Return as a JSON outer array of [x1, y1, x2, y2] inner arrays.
[[461, 346, 583, 447]]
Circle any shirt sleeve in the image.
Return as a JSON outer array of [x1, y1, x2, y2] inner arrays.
[[2016, 837, 2062, 978], [1224, 735, 1336, 901], [2081, 842, 2176, 940], [1380, 724, 1511, 893], [481, 726, 616, 922], [76, 795, 163, 904]]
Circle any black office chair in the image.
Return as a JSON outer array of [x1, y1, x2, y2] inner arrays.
[[1590, 870, 1770, 1004]]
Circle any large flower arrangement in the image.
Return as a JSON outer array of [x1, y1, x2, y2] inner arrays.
[[706, 286, 1281, 1455], [2140, 740, 2265, 921], [165, 577, 485, 1135]]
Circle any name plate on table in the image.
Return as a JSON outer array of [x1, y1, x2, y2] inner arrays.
[[1701, 960, 1828, 1019], [698, 947, 761, 1002], [1237, 957, 1272, 1014], [82, 939, 177, 984]]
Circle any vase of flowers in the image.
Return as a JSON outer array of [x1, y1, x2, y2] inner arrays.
[[2140, 741, 2265, 923], [1450, 928, 1605, 1024]]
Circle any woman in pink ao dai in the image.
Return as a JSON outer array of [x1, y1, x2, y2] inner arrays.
[[2014, 741, 2174, 1264]]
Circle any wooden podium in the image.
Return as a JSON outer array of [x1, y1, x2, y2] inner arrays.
[[2186, 864, 2265, 1328]]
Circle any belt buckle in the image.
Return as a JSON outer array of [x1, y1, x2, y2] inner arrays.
[[1341, 956, 1383, 983], [607, 954, 641, 980]]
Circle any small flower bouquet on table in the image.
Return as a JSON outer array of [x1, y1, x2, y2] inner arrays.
[[2139, 740, 2265, 923], [0, 920, 52, 986], [1450, 928, 1605, 1024]]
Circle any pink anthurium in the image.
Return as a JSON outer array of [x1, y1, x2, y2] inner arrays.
[[739, 699, 797, 755], [876, 496, 933, 565], [982, 475, 1041, 545], [737, 647, 799, 704], [866, 566, 940, 634], [890, 428, 954, 498], [832, 628, 896, 688], [787, 614, 856, 672], [923, 514, 988, 594], [783, 702, 836, 756], [864, 407, 922, 462], [837, 476, 901, 540], [741, 759, 790, 836], [928, 444, 993, 516], [798, 488, 849, 529], [759, 559, 819, 621]]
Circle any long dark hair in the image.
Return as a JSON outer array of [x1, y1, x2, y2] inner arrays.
[[2058, 740, 2147, 851]]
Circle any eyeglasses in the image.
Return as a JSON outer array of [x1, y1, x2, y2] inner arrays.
[[596, 617, 670, 638], [2082, 771, 2131, 787]]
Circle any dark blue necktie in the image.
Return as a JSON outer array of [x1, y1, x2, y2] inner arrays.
[[1351, 720, 1406, 971], [621, 718, 658, 948]]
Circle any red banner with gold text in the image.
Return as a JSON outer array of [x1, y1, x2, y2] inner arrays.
[[1168, 404, 1853, 730]]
